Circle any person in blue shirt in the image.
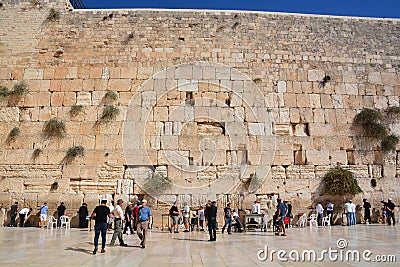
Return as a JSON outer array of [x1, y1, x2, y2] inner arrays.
[[275, 198, 287, 236], [136, 199, 152, 249], [39, 202, 48, 228]]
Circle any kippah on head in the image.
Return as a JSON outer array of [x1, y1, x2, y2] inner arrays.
[[101, 199, 107, 204]]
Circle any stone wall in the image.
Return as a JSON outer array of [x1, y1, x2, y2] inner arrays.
[[0, 0, 399, 225]]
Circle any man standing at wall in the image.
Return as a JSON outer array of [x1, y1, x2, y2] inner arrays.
[[39, 202, 48, 228], [78, 203, 88, 228], [169, 202, 179, 233], [18, 207, 31, 227], [316, 202, 324, 226], [9, 202, 18, 227], [386, 198, 396, 226], [182, 203, 190, 232], [363, 199, 371, 224], [91, 199, 112, 255], [57, 202, 66, 228], [206, 200, 217, 242], [275, 198, 287, 236], [110, 199, 128, 247], [344, 200, 353, 226], [137, 199, 152, 249], [326, 200, 334, 226]]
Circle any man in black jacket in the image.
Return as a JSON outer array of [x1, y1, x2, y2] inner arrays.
[[78, 203, 88, 228], [386, 198, 396, 226], [123, 202, 134, 235], [205, 200, 217, 242], [57, 202, 66, 228], [362, 199, 371, 224], [9, 202, 18, 227]]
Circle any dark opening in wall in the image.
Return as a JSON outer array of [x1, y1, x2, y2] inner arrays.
[[294, 145, 305, 165], [189, 156, 194, 165], [346, 150, 355, 165], [185, 92, 194, 106]]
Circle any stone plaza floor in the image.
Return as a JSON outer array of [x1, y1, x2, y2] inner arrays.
[[0, 224, 398, 266]]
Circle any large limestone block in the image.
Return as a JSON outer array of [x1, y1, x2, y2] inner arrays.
[[307, 70, 324, 82], [0, 107, 19, 122], [305, 150, 330, 165]]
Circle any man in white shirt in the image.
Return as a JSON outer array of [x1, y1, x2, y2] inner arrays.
[[344, 200, 353, 226], [110, 199, 127, 246], [108, 201, 114, 230], [326, 200, 334, 226], [252, 201, 261, 214], [19, 207, 32, 227], [316, 202, 324, 226], [182, 203, 190, 232]]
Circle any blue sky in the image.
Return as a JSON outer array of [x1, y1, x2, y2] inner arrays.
[[81, 0, 400, 18]]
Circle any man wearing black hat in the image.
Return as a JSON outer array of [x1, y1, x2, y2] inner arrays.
[[362, 199, 371, 224], [57, 202, 66, 228], [205, 200, 217, 241], [110, 199, 128, 247], [387, 198, 396, 226], [91, 199, 112, 255]]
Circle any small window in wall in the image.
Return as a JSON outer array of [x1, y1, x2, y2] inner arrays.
[[294, 144, 305, 165], [346, 150, 355, 165], [185, 92, 194, 106], [189, 156, 194, 165]]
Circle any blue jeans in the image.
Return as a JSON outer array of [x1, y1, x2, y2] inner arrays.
[[351, 212, 356, 225], [94, 223, 107, 248], [346, 212, 354, 226], [222, 218, 232, 234]]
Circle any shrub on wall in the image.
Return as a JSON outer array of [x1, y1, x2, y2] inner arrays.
[[322, 166, 363, 195], [43, 118, 66, 138], [11, 81, 28, 96], [354, 108, 399, 152], [101, 105, 119, 121], [47, 8, 60, 21], [0, 86, 10, 97], [70, 105, 83, 116]]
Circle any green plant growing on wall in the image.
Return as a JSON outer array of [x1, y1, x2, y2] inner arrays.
[[43, 118, 66, 138], [354, 108, 399, 152], [0, 86, 10, 97], [322, 166, 362, 195], [144, 172, 171, 194], [32, 148, 43, 159], [11, 81, 28, 96], [70, 105, 83, 116], [47, 8, 60, 21], [381, 134, 399, 152], [101, 105, 119, 121], [66, 146, 85, 158], [104, 91, 118, 101], [7, 127, 21, 143]]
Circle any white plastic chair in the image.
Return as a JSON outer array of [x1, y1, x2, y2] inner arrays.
[[322, 214, 331, 227], [308, 214, 318, 227], [297, 214, 307, 228], [47, 215, 57, 229], [60, 215, 70, 229]]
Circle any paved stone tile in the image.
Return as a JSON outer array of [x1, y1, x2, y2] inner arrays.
[[0, 225, 398, 266]]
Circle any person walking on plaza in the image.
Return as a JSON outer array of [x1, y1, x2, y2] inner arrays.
[[110, 199, 127, 247], [386, 198, 396, 225], [275, 198, 287, 236], [137, 199, 152, 249], [326, 200, 334, 226], [199, 205, 205, 231], [362, 199, 371, 224], [344, 200, 353, 226], [39, 202, 48, 228], [316, 202, 324, 226], [123, 202, 134, 235], [169, 202, 179, 233], [91, 199, 112, 255], [78, 203, 88, 228], [9, 202, 18, 227], [57, 202, 66, 228], [221, 202, 232, 234], [18, 207, 31, 227], [205, 200, 217, 241], [108, 201, 115, 230]]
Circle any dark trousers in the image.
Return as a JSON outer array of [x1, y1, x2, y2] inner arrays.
[[123, 219, 133, 233], [387, 211, 396, 225], [364, 210, 371, 223], [19, 214, 25, 227], [57, 215, 64, 228], [10, 213, 17, 226], [94, 223, 107, 249], [208, 218, 217, 241], [317, 213, 323, 226], [327, 210, 333, 225], [222, 218, 232, 234], [79, 216, 88, 228], [110, 219, 124, 245]]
